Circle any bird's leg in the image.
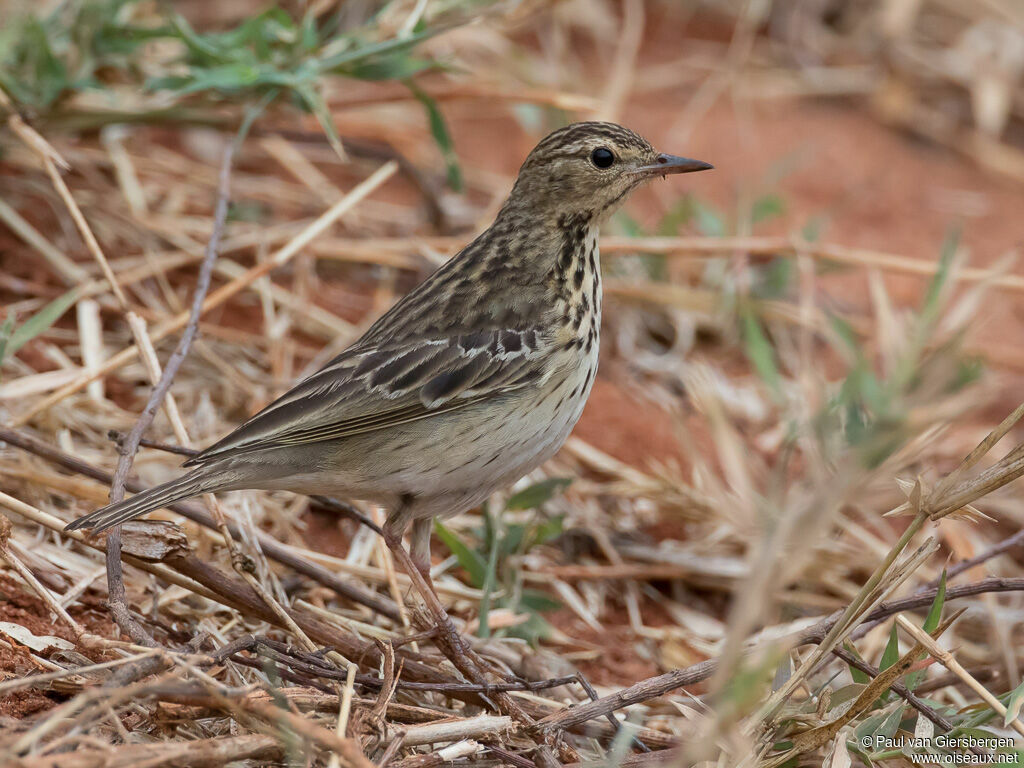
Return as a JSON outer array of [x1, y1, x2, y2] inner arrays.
[[381, 514, 497, 685], [382, 517, 542, 729], [409, 517, 434, 582], [409, 516, 507, 679]]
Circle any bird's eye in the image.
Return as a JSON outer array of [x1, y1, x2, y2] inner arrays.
[[591, 147, 615, 169]]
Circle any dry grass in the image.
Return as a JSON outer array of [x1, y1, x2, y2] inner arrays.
[[1, 1, 1023, 766]]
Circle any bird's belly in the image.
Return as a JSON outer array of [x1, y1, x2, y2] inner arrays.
[[351, 353, 596, 507], [284, 346, 599, 518]]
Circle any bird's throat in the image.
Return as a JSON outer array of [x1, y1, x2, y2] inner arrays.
[[550, 213, 602, 352]]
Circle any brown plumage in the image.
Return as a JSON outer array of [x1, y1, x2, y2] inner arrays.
[[66, 123, 711, 628]]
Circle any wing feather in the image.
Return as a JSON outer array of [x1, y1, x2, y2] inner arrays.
[[184, 329, 548, 466]]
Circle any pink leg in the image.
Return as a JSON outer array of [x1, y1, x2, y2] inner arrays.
[[381, 510, 533, 724], [409, 517, 433, 581], [382, 513, 488, 682]]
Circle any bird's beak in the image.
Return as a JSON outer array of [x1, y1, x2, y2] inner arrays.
[[636, 153, 714, 178]]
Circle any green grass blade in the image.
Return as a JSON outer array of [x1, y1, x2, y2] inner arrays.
[[477, 506, 501, 638], [317, 25, 442, 72], [843, 642, 871, 684], [1003, 679, 1024, 727], [295, 83, 346, 159], [741, 306, 782, 399], [922, 571, 946, 634], [879, 624, 899, 671], [0, 310, 16, 368], [433, 520, 486, 588], [921, 228, 960, 323], [406, 80, 462, 191], [505, 478, 571, 511], [7, 287, 82, 357], [905, 570, 947, 690]]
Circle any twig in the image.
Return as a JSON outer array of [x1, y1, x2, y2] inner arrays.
[[391, 715, 514, 747], [533, 662, 716, 734], [222, 635, 579, 694], [575, 672, 649, 753], [109, 431, 198, 458], [327, 663, 358, 768], [535, 577, 1024, 734], [485, 745, 538, 768], [390, 741, 484, 768], [943, 527, 1024, 580], [818, 577, 1024, 643], [8, 734, 282, 768], [377, 733, 407, 768], [100, 143, 234, 646], [372, 639, 400, 728], [0, 649, 164, 696], [829, 646, 963, 737]]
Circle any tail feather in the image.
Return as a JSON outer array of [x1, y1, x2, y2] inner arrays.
[[64, 469, 216, 533]]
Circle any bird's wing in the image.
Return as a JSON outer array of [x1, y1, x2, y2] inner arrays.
[[184, 329, 549, 466]]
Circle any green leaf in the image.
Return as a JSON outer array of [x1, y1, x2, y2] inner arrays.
[[477, 505, 501, 638], [657, 196, 695, 235], [693, 199, 726, 237], [317, 25, 441, 73], [505, 478, 572, 511], [875, 703, 905, 739], [801, 214, 829, 242], [923, 571, 946, 634], [751, 193, 785, 224], [507, 612, 554, 643], [23, 19, 70, 107], [406, 80, 462, 191], [828, 311, 861, 360], [528, 514, 565, 548], [829, 682, 868, 706], [921, 228, 960, 322], [879, 624, 900, 671], [752, 258, 792, 300], [853, 711, 889, 746], [843, 643, 870, 684], [613, 211, 645, 238], [906, 570, 946, 690], [741, 308, 782, 398], [7, 287, 82, 357], [0, 310, 16, 369], [346, 54, 434, 81], [1004, 679, 1024, 727], [518, 589, 561, 613], [294, 83, 346, 159], [433, 521, 486, 588]]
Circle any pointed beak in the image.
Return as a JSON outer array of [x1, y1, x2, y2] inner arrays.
[[636, 153, 714, 178]]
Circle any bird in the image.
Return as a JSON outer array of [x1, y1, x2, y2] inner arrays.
[[66, 121, 711, 679]]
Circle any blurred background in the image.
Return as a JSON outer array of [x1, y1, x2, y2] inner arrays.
[[2, 1, 1024, 764]]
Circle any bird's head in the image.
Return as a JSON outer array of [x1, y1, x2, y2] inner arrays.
[[504, 121, 712, 223]]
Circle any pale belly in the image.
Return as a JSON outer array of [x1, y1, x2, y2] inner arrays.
[[279, 345, 600, 518]]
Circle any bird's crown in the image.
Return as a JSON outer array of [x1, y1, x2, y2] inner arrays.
[[503, 121, 711, 222]]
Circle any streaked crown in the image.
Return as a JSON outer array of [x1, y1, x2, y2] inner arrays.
[[503, 122, 710, 223]]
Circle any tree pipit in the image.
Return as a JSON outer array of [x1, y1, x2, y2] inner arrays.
[[67, 121, 712, 684]]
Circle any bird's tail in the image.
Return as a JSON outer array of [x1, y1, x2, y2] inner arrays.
[[65, 467, 222, 534]]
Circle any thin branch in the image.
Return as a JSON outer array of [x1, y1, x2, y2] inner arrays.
[[100, 143, 234, 646], [943, 528, 1024, 581], [534, 577, 1024, 734]]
